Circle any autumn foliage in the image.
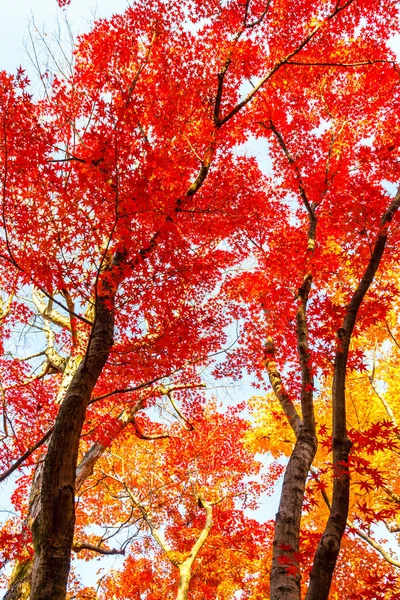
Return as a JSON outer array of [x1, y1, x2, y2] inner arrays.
[[1, 0, 400, 598]]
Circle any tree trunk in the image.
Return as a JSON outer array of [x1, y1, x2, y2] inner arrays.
[[2, 560, 32, 600], [304, 349, 352, 600], [29, 296, 115, 599], [269, 273, 317, 600], [305, 190, 400, 599], [176, 563, 192, 600], [3, 370, 141, 600], [29, 253, 125, 600], [270, 431, 317, 600]]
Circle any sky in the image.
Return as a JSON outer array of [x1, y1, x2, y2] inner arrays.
[[2, 0, 400, 77], [0, 0, 129, 76]]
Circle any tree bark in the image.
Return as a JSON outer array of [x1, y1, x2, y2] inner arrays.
[[2, 560, 32, 600], [270, 431, 317, 600], [269, 274, 317, 600], [29, 255, 124, 600], [176, 563, 192, 600], [175, 497, 213, 600], [3, 375, 143, 600], [305, 189, 400, 600]]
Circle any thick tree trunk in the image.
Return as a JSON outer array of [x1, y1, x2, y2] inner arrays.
[[3, 375, 141, 600], [270, 431, 317, 600], [29, 294, 115, 600], [28, 251, 126, 600]]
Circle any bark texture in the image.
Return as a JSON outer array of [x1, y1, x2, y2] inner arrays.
[[269, 274, 317, 600], [270, 431, 317, 600], [29, 256, 124, 600], [2, 560, 32, 600]]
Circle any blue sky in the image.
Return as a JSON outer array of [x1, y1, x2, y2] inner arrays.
[[2, 2, 400, 81]]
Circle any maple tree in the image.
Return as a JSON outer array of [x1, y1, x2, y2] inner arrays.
[[73, 401, 273, 600], [1, 0, 400, 599]]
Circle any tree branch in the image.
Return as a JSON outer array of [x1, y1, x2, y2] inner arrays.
[[264, 336, 302, 437], [72, 542, 125, 556], [315, 473, 400, 569], [0, 428, 53, 483], [220, 0, 357, 126]]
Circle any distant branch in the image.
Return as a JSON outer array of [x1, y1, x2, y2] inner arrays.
[[384, 319, 400, 351], [131, 419, 169, 440], [315, 472, 400, 569], [286, 59, 398, 70], [0, 428, 53, 483], [166, 392, 195, 431], [368, 376, 400, 434], [72, 542, 125, 556], [263, 120, 315, 222], [89, 375, 168, 405]]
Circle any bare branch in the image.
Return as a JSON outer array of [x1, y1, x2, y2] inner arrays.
[[131, 418, 170, 440], [368, 376, 400, 433], [314, 472, 400, 569], [89, 375, 168, 405], [263, 119, 316, 244], [165, 392, 195, 431], [72, 542, 125, 556], [286, 59, 398, 69], [0, 428, 53, 483], [31, 285, 91, 328]]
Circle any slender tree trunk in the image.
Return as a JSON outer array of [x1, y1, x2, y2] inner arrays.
[[139, 494, 213, 600], [174, 498, 213, 600], [305, 190, 400, 600], [304, 349, 352, 600], [266, 120, 319, 599], [269, 274, 317, 600]]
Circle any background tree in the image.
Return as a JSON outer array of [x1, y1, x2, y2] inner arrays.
[[76, 401, 273, 599]]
